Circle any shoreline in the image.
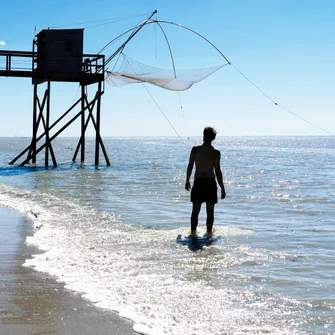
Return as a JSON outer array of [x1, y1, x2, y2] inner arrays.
[[0, 206, 134, 335]]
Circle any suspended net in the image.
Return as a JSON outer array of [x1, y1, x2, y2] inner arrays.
[[105, 54, 228, 91]]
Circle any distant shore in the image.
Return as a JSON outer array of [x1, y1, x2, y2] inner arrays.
[[0, 206, 134, 335]]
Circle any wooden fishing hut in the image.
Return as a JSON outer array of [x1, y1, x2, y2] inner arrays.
[[0, 28, 110, 167]]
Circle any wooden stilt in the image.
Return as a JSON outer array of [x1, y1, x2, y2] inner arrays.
[[13, 77, 109, 168], [32, 84, 37, 164], [1, 30, 108, 167], [72, 83, 110, 166], [84, 94, 110, 166], [72, 95, 98, 162], [81, 85, 85, 163], [20, 110, 83, 166], [40, 111, 57, 167], [10, 97, 82, 165], [95, 81, 102, 166], [45, 81, 50, 166]]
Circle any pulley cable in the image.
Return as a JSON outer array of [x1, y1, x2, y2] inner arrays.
[[177, 91, 190, 141], [122, 54, 190, 151], [49, 12, 151, 29], [230, 63, 335, 136], [142, 82, 190, 151]]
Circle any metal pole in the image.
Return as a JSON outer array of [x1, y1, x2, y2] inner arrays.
[[104, 10, 157, 67]]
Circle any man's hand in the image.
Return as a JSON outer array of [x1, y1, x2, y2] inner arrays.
[[185, 180, 191, 191], [221, 189, 226, 200]]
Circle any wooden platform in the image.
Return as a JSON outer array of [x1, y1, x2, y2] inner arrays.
[[0, 50, 104, 85]]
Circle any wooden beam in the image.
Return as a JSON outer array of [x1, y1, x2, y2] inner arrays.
[[81, 85, 86, 162], [45, 81, 51, 166], [73, 93, 98, 162], [10, 97, 82, 165], [95, 81, 102, 166]]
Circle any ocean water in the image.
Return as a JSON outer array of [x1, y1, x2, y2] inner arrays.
[[0, 136, 334, 335]]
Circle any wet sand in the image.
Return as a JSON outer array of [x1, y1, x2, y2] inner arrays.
[[0, 206, 134, 335]]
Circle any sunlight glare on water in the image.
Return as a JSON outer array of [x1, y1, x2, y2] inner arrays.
[[0, 136, 334, 334]]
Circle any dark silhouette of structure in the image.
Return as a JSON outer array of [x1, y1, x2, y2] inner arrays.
[[0, 28, 110, 167]]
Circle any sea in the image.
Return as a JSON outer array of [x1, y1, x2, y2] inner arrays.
[[0, 136, 334, 335]]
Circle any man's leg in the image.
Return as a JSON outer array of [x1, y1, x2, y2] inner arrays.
[[206, 203, 215, 233], [191, 203, 201, 233]]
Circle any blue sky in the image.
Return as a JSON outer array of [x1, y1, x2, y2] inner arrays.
[[0, 0, 334, 137]]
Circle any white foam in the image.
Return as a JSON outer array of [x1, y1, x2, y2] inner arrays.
[[0, 183, 309, 335], [133, 323, 165, 335]]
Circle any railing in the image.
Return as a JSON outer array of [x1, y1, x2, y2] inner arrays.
[[0, 50, 34, 76], [82, 54, 105, 74], [0, 50, 104, 79]]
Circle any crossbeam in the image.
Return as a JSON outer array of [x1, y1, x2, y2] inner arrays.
[[10, 81, 110, 167]]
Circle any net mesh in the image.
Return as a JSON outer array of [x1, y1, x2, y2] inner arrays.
[[105, 54, 227, 91]]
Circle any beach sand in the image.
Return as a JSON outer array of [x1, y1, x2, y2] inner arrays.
[[0, 206, 134, 335]]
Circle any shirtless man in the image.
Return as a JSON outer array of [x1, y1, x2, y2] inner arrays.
[[185, 127, 226, 236]]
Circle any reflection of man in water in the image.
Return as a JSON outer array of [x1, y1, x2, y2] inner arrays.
[[185, 127, 226, 236]]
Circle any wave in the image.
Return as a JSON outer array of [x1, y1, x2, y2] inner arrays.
[[0, 183, 320, 335]]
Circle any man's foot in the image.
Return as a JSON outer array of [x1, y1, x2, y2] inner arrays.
[[188, 231, 198, 238], [203, 231, 213, 238]]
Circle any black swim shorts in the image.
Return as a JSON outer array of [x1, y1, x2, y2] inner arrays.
[[191, 178, 218, 204]]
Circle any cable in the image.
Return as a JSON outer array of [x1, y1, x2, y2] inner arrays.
[[230, 63, 335, 136], [142, 81, 190, 151], [121, 54, 190, 150], [276, 103, 334, 136], [49, 12, 151, 29], [177, 91, 190, 140], [145, 20, 333, 136], [104, 18, 334, 137]]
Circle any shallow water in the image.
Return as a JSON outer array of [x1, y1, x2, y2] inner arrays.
[[0, 136, 334, 334]]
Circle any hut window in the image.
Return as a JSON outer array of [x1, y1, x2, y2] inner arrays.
[[66, 41, 73, 52]]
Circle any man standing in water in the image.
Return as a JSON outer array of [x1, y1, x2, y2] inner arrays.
[[185, 127, 226, 236]]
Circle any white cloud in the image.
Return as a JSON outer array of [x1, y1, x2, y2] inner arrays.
[[0, 41, 6, 46]]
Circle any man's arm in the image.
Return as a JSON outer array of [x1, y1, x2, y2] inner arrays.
[[214, 150, 226, 199], [185, 147, 195, 191]]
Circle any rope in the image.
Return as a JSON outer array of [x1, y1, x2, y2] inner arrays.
[[109, 50, 123, 73], [141, 82, 190, 151], [144, 20, 333, 137], [177, 91, 190, 140], [274, 103, 334, 136], [230, 63, 335, 136], [121, 54, 190, 151], [49, 12, 151, 29]]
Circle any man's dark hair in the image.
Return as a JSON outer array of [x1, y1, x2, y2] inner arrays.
[[203, 127, 217, 142]]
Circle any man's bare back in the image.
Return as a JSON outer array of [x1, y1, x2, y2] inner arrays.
[[186, 143, 224, 192], [192, 144, 219, 179]]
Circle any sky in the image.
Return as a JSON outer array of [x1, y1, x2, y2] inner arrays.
[[0, 0, 334, 137]]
